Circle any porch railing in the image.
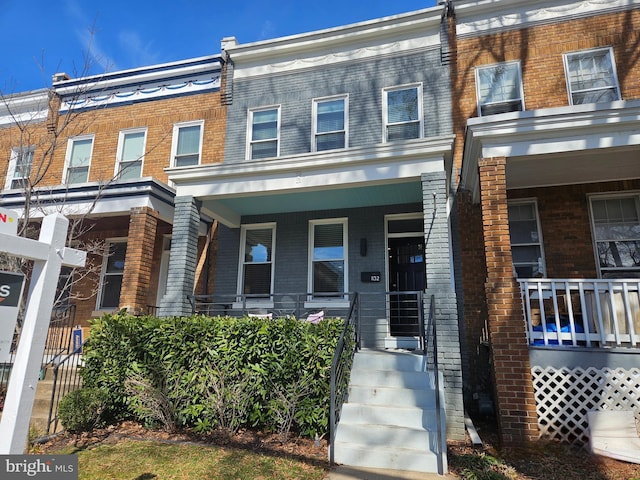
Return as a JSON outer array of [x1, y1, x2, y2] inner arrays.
[[423, 294, 445, 475], [329, 293, 360, 465], [46, 345, 84, 434], [520, 279, 640, 348]]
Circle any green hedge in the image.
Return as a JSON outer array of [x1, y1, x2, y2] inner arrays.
[[80, 313, 345, 437]]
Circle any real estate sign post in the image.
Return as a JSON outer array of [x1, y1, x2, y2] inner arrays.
[[0, 211, 86, 454]]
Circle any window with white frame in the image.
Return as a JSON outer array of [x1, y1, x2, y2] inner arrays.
[[590, 195, 640, 278], [172, 121, 203, 167], [248, 107, 279, 159], [476, 61, 525, 116], [98, 240, 127, 310], [5, 146, 34, 189], [508, 201, 545, 278], [313, 96, 347, 152], [383, 85, 422, 142], [65, 136, 93, 184], [116, 129, 146, 180], [309, 219, 348, 298], [238, 224, 275, 298], [564, 47, 621, 105]]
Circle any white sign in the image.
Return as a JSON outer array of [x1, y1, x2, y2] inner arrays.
[[0, 271, 25, 363], [0, 208, 18, 236]]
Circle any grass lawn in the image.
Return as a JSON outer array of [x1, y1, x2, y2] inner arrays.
[[51, 437, 327, 480]]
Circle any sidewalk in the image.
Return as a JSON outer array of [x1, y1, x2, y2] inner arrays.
[[324, 466, 459, 479]]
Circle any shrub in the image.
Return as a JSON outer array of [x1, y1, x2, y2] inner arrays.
[[81, 312, 345, 437], [58, 387, 110, 433]]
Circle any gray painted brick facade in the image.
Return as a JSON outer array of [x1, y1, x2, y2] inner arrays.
[[224, 48, 451, 162]]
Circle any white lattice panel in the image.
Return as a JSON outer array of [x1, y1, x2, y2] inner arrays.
[[532, 365, 640, 445]]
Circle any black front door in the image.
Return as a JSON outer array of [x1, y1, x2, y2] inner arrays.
[[388, 236, 425, 336]]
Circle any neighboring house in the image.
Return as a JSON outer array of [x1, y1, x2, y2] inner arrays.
[[159, 8, 465, 441], [453, 0, 640, 445], [0, 56, 225, 323]]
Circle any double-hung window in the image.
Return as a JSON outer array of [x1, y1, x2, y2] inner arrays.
[[5, 146, 34, 189], [309, 219, 348, 299], [508, 201, 545, 278], [313, 96, 347, 151], [238, 224, 276, 300], [383, 84, 422, 142], [564, 47, 621, 105], [98, 240, 127, 310], [248, 107, 279, 159], [476, 61, 525, 116], [590, 195, 640, 278], [116, 129, 146, 179], [65, 136, 93, 184], [172, 121, 203, 167]]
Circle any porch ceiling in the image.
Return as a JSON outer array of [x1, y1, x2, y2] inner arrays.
[[200, 180, 423, 226]]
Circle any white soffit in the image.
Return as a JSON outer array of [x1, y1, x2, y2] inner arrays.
[[455, 0, 636, 37]]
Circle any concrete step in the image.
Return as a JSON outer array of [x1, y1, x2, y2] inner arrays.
[[349, 368, 436, 390], [347, 385, 436, 408], [352, 350, 427, 373], [333, 442, 442, 474], [335, 423, 434, 448], [340, 403, 441, 430]]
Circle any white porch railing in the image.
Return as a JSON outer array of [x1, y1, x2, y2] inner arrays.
[[519, 279, 640, 348]]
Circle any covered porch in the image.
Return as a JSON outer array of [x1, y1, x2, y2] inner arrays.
[[460, 100, 640, 445]]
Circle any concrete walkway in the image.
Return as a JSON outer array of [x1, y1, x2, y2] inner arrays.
[[325, 466, 459, 479]]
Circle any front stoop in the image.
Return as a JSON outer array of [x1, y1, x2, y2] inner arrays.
[[333, 349, 447, 474]]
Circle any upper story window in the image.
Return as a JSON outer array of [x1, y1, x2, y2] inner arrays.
[[313, 96, 347, 152], [476, 61, 525, 116], [237, 223, 276, 299], [116, 129, 146, 180], [590, 195, 640, 278], [5, 146, 34, 189], [508, 200, 545, 278], [248, 107, 280, 160], [65, 136, 93, 184], [564, 47, 621, 105], [172, 121, 203, 167], [383, 84, 422, 142], [308, 218, 348, 299]]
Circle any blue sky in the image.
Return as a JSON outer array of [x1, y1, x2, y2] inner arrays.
[[0, 0, 438, 94]]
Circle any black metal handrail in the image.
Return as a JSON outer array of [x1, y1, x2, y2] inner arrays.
[[329, 292, 359, 465], [46, 344, 84, 434], [424, 294, 445, 475]]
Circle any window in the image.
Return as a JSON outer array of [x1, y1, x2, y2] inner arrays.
[[98, 240, 127, 310], [248, 107, 279, 159], [65, 136, 93, 184], [590, 196, 640, 278], [309, 219, 348, 298], [238, 224, 275, 299], [5, 146, 34, 189], [508, 201, 545, 278], [476, 62, 525, 116], [313, 96, 347, 151], [172, 121, 203, 167], [564, 48, 621, 105], [383, 85, 422, 142], [116, 129, 146, 179]]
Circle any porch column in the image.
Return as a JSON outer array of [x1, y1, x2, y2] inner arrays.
[[478, 157, 538, 445], [121, 206, 159, 315], [421, 171, 465, 441], [159, 196, 201, 317]]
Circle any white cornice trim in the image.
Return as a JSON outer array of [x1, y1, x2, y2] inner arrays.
[[167, 136, 455, 184], [227, 7, 444, 77], [454, 0, 636, 38], [0, 90, 50, 126]]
